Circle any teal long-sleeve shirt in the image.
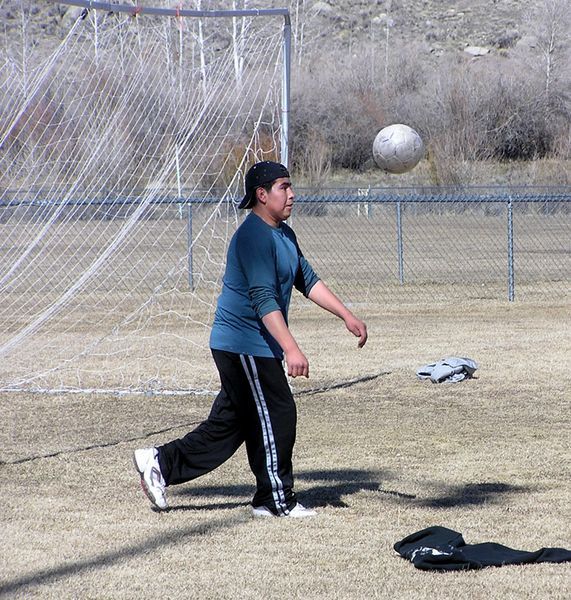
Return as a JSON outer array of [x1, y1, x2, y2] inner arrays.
[[209, 212, 320, 358]]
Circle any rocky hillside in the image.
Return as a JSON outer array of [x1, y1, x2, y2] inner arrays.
[[0, 0, 536, 59], [0, 1, 556, 80], [296, 0, 526, 53]]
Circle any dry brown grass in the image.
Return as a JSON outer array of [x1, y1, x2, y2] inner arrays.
[[2, 207, 570, 393], [1, 300, 570, 598]]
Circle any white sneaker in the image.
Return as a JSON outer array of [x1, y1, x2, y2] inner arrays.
[[288, 503, 317, 518], [252, 505, 275, 518], [133, 448, 168, 511], [252, 502, 317, 518]]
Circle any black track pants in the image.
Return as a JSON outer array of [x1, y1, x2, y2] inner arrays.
[[157, 350, 297, 514]]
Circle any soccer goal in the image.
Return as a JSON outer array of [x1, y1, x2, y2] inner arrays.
[[0, 1, 291, 394]]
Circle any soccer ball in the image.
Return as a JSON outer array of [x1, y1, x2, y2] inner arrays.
[[372, 124, 424, 174]]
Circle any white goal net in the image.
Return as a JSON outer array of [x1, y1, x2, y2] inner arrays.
[[0, 1, 289, 394]]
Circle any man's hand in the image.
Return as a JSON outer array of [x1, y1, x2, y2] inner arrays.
[[344, 314, 368, 348], [285, 346, 309, 378], [308, 281, 368, 348]]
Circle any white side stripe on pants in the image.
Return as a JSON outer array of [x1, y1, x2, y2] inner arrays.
[[240, 354, 289, 515]]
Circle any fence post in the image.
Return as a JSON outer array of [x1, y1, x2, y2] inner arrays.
[[396, 200, 404, 284], [507, 196, 514, 301], [188, 201, 194, 290]]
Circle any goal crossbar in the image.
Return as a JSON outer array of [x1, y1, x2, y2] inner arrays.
[[63, 0, 290, 20]]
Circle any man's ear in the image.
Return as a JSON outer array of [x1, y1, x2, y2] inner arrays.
[[255, 186, 267, 205]]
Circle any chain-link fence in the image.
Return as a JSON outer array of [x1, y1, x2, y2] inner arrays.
[[3, 185, 570, 308], [286, 186, 571, 304], [1, 184, 569, 393]]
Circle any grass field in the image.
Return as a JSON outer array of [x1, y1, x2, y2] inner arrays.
[[1, 299, 570, 599]]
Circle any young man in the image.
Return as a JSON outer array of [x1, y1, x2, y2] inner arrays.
[[134, 160, 367, 517]]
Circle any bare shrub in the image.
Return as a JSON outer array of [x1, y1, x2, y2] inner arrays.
[[296, 127, 332, 190], [549, 122, 571, 159], [290, 19, 571, 175], [413, 54, 555, 163], [491, 28, 521, 49], [291, 52, 384, 171], [219, 126, 279, 189], [487, 77, 551, 160]]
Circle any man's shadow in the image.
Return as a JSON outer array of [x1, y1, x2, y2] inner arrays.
[[169, 468, 414, 511], [296, 468, 417, 507], [168, 467, 528, 513]]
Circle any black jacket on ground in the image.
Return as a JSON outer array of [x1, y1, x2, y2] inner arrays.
[[394, 526, 571, 571]]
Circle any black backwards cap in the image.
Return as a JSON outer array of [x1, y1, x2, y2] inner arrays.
[[239, 161, 290, 209]]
